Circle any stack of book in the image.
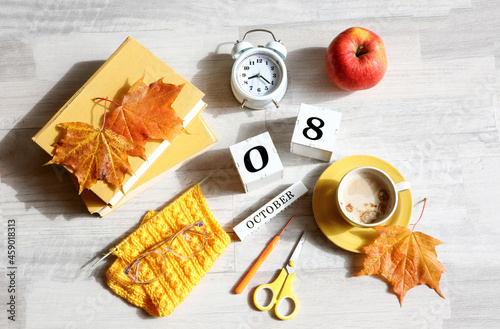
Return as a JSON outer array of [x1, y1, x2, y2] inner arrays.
[[32, 37, 217, 217]]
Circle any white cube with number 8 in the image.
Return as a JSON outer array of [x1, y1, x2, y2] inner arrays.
[[290, 103, 342, 162], [230, 132, 284, 193]]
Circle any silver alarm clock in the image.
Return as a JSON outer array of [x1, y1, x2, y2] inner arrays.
[[230, 29, 288, 110]]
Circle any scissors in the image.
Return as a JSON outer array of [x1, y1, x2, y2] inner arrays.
[[253, 232, 306, 320]]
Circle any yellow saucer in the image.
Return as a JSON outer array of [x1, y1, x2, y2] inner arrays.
[[312, 155, 413, 253]]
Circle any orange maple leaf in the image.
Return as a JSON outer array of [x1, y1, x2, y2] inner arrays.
[[104, 77, 185, 146], [354, 225, 446, 305], [47, 122, 146, 193]]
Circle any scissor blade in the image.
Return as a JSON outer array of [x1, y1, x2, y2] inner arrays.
[[285, 231, 307, 275]]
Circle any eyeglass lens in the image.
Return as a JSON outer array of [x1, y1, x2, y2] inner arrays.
[[131, 253, 168, 284], [170, 225, 207, 258], [128, 223, 208, 284]]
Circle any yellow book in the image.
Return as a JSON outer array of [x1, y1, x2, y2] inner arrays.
[[81, 115, 217, 217], [32, 36, 206, 206]]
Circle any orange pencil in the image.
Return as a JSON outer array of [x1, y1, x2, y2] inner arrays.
[[235, 215, 295, 294]]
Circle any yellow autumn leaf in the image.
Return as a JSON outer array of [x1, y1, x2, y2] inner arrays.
[[354, 225, 446, 305], [47, 122, 146, 193]]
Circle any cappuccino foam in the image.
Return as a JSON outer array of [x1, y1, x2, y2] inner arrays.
[[339, 170, 393, 224]]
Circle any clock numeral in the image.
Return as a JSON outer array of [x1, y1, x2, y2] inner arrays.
[[244, 81, 248, 85], [273, 73, 277, 78], [257, 88, 261, 92], [257, 59, 262, 63], [249, 86, 253, 91], [265, 86, 269, 91], [242, 73, 246, 77], [249, 60, 255, 65], [244, 66, 250, 70], [271, 66, 275, 70]]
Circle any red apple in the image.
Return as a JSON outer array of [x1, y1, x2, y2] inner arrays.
[[325, 27, 387, 91]]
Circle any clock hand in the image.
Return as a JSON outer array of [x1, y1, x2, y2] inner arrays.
[[259, 75, 271, 84], [250, 72, 270, 84]]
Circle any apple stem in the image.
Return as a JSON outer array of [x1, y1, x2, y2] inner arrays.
[[412, 198, 428, 232], [355, 45, 369, 57]]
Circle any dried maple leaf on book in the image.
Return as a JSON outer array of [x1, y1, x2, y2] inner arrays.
[[354, 225, 446, 305], [47, 122, 146, 193], [47, 76, 185, 193], [104, 76, 185, 146]]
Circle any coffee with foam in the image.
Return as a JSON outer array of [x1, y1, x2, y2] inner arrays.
[[338, 170, 394, 225]]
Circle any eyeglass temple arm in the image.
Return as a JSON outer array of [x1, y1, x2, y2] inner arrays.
[[184, 228, 206, 235]]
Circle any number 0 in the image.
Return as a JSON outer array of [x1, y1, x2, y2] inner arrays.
[[243, 146, 269, 173]]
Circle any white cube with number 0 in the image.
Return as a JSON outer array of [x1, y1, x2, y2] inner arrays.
[[230, 132, 284, 193], [290, 103, 342, 162]]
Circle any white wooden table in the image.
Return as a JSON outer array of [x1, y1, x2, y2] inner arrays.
[[1, 1, 499, 328]]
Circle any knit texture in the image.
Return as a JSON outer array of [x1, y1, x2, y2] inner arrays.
[[106, 184, 231, 317]]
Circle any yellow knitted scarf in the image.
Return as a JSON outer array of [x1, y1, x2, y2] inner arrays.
[[106, 184, 230, 317]]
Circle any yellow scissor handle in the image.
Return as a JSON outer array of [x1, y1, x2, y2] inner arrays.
[[274, 272, 298, 320], [253, 268, 288, 311], [253, 268, 299, 320]]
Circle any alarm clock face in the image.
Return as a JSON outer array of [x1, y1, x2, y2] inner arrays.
[[235, 50, 283, 97]]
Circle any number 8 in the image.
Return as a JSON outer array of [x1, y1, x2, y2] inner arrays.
[[302, 117, 324, 141]]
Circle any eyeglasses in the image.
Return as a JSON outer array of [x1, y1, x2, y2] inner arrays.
[[123, 220, 210, 284]]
